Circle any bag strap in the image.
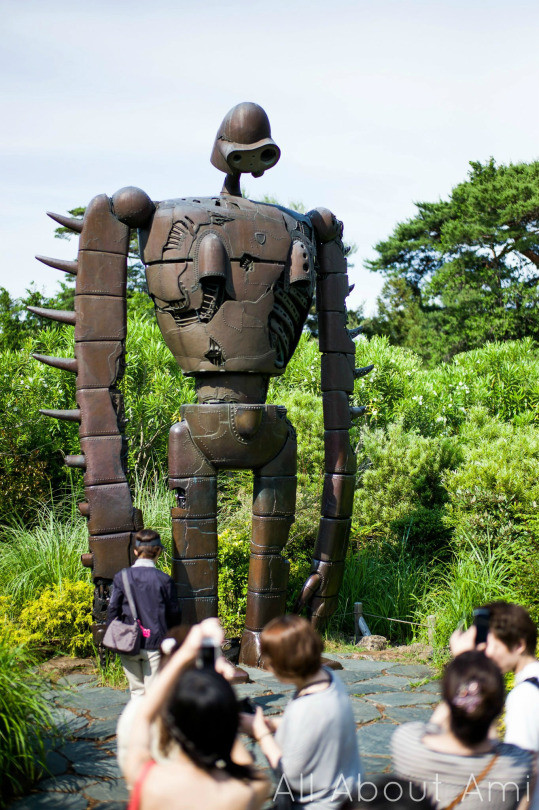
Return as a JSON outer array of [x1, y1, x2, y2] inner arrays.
[[443, 753, 500, 810], [122, 569, 139, 622]]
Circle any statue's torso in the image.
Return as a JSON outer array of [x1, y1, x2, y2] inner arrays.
[[139, 196, 316, 376]]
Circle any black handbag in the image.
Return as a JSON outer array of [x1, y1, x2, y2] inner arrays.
[[103, 569, 142, 655]]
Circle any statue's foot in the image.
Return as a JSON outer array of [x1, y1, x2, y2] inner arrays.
[[239, 629, 264, 668]]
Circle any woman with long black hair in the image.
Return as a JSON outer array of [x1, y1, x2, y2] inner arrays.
[[122, 618, 269, 810]]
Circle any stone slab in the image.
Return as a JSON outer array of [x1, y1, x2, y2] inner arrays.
[[42, 750, 69, 777], [334, 669, 386, 685], [37, 774, 98, 793], [387, 664, 433, 678], [332, 658, 389, 674], [72, 717, 118, 740], [57, 673, 98, 687], [93, 804, 128, 810], [361, 691, 439, 708], [49, 707, 88, 734], [73, 758, 121, 778], [57, 686, 128, 710], [385, 706, 435, 724], [412, 680, 441, 694], [351, 675, 413, 694], [83, 778, 129, 801], [360, 755, 391, 776], [348, 699, 381, 724], [356, 722, 398, 756], [60, 740, 106, 763], [10, 795, 87, 810]]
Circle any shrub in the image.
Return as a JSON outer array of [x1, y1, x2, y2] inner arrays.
[[443, 409, 539, 552], [18, 580, 94, 657], [354, 419, 461, 554], [217, 529, 250, 637]]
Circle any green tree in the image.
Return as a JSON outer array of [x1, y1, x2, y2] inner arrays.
[[365, 159, 539, 364]]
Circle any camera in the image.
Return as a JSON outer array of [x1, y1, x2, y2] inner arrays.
[[196, 637, 219, 669], [237, 697, 256, 714], [473, 608, 491, 646]]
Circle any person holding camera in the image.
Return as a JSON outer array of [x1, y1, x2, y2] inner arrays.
[[240, 614, 361, 810], [106, 529, 180, 699], [122, 618, 269, 810], [392, 650, 533, 809], [449, 602, 539, 753]]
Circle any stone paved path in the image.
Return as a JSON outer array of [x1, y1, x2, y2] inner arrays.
[[10, 654, 440, 809]]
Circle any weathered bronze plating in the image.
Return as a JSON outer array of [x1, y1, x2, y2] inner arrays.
[[32, 102, 372, 666]]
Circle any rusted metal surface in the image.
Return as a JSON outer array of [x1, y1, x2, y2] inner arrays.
[[32, 102, 373, 665]]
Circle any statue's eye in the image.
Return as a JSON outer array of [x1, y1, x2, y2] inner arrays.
[[261, 149, 276, 163]]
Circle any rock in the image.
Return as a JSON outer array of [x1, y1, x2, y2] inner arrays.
[[356, 635, 387, 651]]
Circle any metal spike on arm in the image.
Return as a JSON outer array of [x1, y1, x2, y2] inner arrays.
[[35, 255, 78, 275]]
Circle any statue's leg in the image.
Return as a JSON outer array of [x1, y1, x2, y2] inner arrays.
[[169, 421, 218, 624], [240, 426, 297, 667]]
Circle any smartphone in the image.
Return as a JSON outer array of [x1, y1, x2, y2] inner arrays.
[[196, 637, 218, 669], [473, 608, 491, 646]]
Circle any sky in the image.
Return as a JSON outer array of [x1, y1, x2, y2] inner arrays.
[[2, 0, 539, 315]]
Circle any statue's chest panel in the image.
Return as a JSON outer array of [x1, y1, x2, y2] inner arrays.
[[139, 197, 315, 374]]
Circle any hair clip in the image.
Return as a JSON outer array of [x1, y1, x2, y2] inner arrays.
[[452, 680, 481, 713]]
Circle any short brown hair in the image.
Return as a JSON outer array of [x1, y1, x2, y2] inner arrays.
[[484, 601, 537, 656], [260, 615, 323, 679]]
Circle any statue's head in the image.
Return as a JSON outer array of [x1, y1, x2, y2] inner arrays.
[[211, 102, 280, 178]]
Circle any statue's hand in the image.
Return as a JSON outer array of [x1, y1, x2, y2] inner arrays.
[[293, 572, 321, 613]]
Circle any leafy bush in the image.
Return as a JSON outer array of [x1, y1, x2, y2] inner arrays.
[[0, 605, 58, 803], [354, 419, 461, 554], [217, 529, 250, 636], [17, 580, 94, 656], [443, 408, 539, 550]]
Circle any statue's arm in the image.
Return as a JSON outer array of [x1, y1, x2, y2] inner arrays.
[[32, 187, 154, 645], [294, 208, 372, 629]]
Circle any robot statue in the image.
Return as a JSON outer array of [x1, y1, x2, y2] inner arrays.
[[30, 102, 371, 667]]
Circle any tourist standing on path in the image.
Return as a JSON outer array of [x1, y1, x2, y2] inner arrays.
[[241, 614, 362, 810], [107, 529, 180, 699], [392, 651, 533, 809]]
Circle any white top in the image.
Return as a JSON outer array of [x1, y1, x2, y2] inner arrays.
[[505, 660, 539, 752], [274, 669, 362, 809]]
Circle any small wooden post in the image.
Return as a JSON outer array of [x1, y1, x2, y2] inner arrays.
[[354, 602, 372, 642], [427, 614, 436, 646]]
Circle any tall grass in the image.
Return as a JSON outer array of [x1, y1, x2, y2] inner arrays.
[[331, 537, 429, 644], [0, 499, 89, 613], [416, 534, 520, 650], [0, 635, 59, 805]]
